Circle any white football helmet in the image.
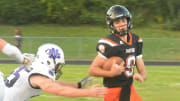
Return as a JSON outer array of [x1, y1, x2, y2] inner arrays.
[[35, 43, 65, 79]]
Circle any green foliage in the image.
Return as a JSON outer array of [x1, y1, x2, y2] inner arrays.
[[0, 0, 179, 30], [0, 0, 46, 24], [166, 11, 180, 30]]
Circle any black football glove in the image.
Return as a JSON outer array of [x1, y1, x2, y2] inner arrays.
[[78, 76, 93, 88]]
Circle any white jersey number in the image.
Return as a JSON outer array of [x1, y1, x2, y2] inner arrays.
[[124, 55, 135, 78]]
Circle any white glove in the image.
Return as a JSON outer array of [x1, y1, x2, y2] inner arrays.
[[22, 53, 35, 67], [78, 76, 93, 88]]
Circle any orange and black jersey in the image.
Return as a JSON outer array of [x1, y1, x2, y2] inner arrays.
[[96, 32, 143, 87]]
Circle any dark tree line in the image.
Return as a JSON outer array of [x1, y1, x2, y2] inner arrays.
[[0, 0, 179, 30]]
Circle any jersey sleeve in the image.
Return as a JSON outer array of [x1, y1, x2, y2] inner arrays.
[[28, 63, 56, 89], [96, 38, 118, 59], [1, 43, 23, 63], [136, 37, 143, 58], [29, 63, 56, 81]]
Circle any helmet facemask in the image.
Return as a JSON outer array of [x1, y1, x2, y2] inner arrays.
[[51, 53, 64, 80], [110, 17, 129, 36], [54, 63, 64, 80]]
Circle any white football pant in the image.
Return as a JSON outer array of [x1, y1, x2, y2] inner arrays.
[[0, 71, 5, 101]]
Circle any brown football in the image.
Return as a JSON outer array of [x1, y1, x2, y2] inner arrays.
[[102, 57, 124, 70]]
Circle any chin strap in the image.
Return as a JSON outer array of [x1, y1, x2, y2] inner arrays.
[[116, 30, 128, 36], [110, 25, 129, 36]]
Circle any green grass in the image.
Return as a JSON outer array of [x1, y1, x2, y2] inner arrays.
[[0, 24, 180, 61], [0, 36, 179, 61], [0, 24, 180, 38], [1, 64, 180, 101], [143, 39, 180, 61]]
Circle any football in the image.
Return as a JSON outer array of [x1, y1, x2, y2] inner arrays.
[[103, 57, 124, 70]]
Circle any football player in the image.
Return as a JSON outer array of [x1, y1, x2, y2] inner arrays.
[[3, 43, 107, 101], [88, 5, 147, 101], [0, 38, 33, 101]]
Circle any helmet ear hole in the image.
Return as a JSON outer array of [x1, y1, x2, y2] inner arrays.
[[47, 61, 51, 65]]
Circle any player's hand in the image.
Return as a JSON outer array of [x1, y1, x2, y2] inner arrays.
[[22, 53, 35, 67], [89, 84, 108, 97], [133, 73, 144, 83], [110, 60, 125, 77], [78, 76, 93, 88]]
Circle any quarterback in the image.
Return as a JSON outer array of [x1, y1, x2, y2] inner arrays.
[[88, 5, 147, 101]]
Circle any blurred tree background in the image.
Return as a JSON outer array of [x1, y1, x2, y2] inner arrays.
[[0, 0, 179, 30]]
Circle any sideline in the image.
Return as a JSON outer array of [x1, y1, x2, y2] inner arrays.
[[0, 60, 180, 66]]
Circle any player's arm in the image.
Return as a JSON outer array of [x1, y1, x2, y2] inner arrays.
[[0, 39, 34, 66], [0, 39, 23, 63], [55, 80, 78, 88], [30, 75, 107, 97], [88, 55, 123, 77], [55, 76, 93, 89], [134, 57, 147, 83], [134, 37, 147, 83]]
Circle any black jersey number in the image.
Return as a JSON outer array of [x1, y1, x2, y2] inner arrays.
[[124, 55, 135, 78]]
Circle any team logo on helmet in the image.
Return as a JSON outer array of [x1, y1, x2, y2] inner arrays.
[[48, 48, 61, 59]]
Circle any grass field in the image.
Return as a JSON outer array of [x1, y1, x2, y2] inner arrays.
[[0, 24, 180, 38], [0, 24, 180, 61], [1, 64, 180, 101], [0, 24, 180, 101], [0, 36, 180, 61]]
